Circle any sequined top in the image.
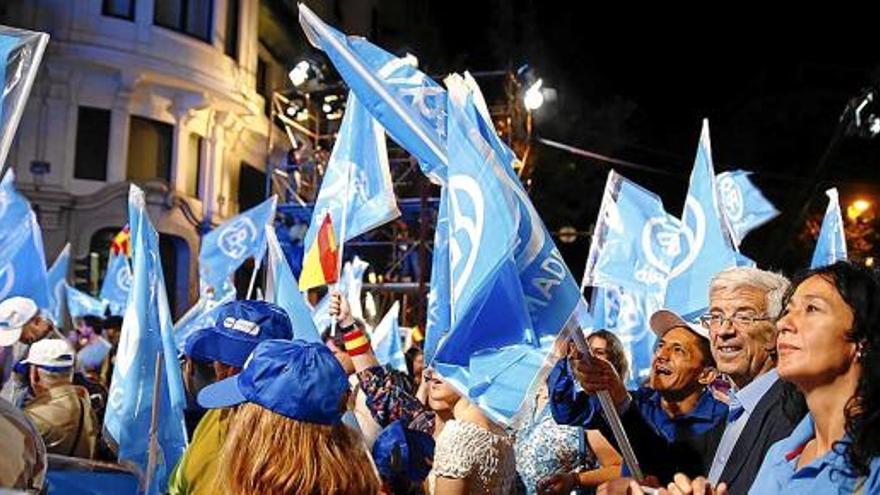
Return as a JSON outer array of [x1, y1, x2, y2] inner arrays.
[[428, 419, 518, 495]]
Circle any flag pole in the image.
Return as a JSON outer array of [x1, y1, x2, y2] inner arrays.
[[569, 327, 644, 482], [245, 254, 263, 300], [144, 351, 163, 491], [331, 163, 353, 336]]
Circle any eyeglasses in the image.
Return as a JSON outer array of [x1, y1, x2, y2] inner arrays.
[[699, 313, 773, 330]]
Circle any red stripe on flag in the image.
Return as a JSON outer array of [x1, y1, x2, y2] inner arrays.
[[317, 214, 339, 283]]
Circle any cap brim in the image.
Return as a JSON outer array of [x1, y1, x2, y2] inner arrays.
[[650, 309, 709, 341], [184, 329, 256, 368], [197, 374, 247, 410], [0, 326, 23, 347]]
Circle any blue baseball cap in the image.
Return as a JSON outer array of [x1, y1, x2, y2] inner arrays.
[[197, 339, 350, 424], [372, 420, 435, 485], [184, 300, 293, 368]]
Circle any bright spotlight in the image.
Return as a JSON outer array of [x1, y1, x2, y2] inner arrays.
[[524, 78, 544, 111], [288, 60, 310, 87]]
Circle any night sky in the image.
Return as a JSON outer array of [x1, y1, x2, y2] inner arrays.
[[340, 3, 880, 277]]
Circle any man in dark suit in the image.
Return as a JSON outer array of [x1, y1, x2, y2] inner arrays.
[[699, 267, 805, 494], [562, 267, 805, 494]]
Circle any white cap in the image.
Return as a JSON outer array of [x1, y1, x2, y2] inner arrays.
[[21, 339, 75, 369], [649, 309, 710, 341], [0, 297, 39, 347]]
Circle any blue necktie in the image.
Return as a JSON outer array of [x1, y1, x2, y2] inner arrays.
[[727, 394, 745, 423]]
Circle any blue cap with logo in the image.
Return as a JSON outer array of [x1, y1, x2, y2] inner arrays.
[[184, 300, 293, 367], [372, 420, 435, 485], [197, 339, 349, 424]]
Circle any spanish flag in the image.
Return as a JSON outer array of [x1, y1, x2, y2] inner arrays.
[[110, 225, 131, 257], [299, 213, 339, 290]]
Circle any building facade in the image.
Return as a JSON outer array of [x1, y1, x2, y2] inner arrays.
[[1, 0, 296, 315]]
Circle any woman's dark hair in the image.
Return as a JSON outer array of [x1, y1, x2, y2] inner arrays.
[[404, 347, 423, 379], [587, 330, 630, 381], [782, 261, 880, 476]]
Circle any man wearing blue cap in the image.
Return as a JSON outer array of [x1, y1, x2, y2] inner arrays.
[[167, 300, 293, 495]]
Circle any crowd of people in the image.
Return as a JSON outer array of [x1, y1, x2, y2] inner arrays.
[[1, 261, 879, 494]]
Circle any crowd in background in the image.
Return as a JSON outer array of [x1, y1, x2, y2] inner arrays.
[[1, 261, 879, 494]]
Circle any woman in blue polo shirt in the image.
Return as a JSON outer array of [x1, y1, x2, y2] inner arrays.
[[750, 261, 880, 494]]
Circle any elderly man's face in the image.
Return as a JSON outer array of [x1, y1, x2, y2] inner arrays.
[[707, 286, 776, 388]]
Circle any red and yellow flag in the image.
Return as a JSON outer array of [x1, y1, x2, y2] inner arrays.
[[110, 225, 131, 257], [299, 213, 339, 290]]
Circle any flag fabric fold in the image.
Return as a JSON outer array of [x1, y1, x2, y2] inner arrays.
[[810, 187, 848, 268], [104, 185, 188, 494], [267, 225, 322, 343], [100, 252, 132, 316], [716, 170, 779, 246], [664, 120, 739, 318], [199, 196, 277, 291], [46, 243, 71, 323], [371, 301, 406, 372]]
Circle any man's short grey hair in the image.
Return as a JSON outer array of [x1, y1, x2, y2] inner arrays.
[[709, 267, 791, 318]]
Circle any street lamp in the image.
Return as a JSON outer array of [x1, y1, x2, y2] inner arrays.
[[524, 78, 545, 111]]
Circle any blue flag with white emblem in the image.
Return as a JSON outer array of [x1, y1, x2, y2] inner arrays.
[[584, 170, 682, 295], [65, 285, 108, 319], [199, 196, 277, 292], [811, 188, 848, 268], [664, 120, 739, 319], [423, 186, 450, 365], [716, 170, 779, 246], [430, 77, 549, 425], [100, 253, 132, 316], [0, 211, 51, 308], [461, 73, 582, 344], [266, 225, 321, 343], [372, 301, 406, 372], [46, 244, 70, 323], [104, 185, 187, 495], [304, 91, 400, 252], [590, 285, 661, 387], [298, 5, 448, 183]]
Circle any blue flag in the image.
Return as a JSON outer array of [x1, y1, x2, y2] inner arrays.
[[46, 243, 71, 322], [430, 79, 547, 424], [590, 285, 661, 387], [104, 185, 188, 494], [0, 171, 36, 268], [310, 291, 332, 334], [65, 285, 108, 319], [298, 5, 448, 183], [461, 72, 582, 345], [172, 288, 236, 354], [811, 188, 848, 268], [423, 186, 450, 365], [304, 91, 400, 251], [100, 253, 132, 316], [584, 170, 682, 295], [199, 196, 276, 291], [716, 170, 779, 246], [266, 225, 321, 342], [664, 120, 739, 318], [372, 301, 406, 372], [0, 212, 51, 308]]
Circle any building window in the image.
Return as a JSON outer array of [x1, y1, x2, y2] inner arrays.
[[102, 0, 135, 20], [238, 162, 266, 211], [74, 107, 111, 181], [256, 57, 270, 116], [127, 116, 173, 182], [224, 0, 239, 59], [184, 132, 203, 198], [154, 0, 213, 42]]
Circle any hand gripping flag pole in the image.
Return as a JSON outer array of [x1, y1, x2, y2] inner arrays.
[[569, 327, 644, 482]]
